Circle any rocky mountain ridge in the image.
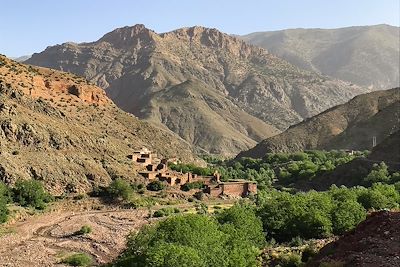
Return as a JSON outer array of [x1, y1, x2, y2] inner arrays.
[[26, 24, 366, 155], [241, 24, 400, 90]]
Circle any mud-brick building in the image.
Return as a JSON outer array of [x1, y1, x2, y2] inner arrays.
[[205, 180, 257, 197]]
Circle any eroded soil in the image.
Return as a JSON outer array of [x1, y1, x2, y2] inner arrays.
[[0, 208, 149, 266]]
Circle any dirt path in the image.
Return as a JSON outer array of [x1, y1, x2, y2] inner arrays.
[[0, 208, 149, 266]]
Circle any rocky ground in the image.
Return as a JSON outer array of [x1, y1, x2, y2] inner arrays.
[[0, 200, 150, 266], [308, 211, 400, 267]]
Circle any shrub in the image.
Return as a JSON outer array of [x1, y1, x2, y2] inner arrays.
[[146, 180, 165, 191], [364, 162, 390, 184], [331, 200, 366, 235], [107, 178, 133, 201], [153, 207, 180, 218], [76, 225, 92, 235], [181, 181, 204, 191], [61, 253, 92, 266], [276, 252, 302, 267], [0, 196, 8, 224], [0, 182, 12, 203], [13, 180, 52, 209]]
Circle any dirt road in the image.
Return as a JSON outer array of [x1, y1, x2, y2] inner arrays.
[[0, 208, 149, 266]]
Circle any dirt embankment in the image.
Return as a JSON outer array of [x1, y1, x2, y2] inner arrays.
[[308, 211, 400, 267]]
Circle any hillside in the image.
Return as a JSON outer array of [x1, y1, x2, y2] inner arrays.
[[0, 55, 197, 194], [301, 131, 400, 191], [241, 24, 400, 90], [308, 211, 400, 267], [26, 24, 365, 155], [237, 88, 400, 159]]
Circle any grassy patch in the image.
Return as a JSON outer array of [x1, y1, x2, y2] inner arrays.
[[61, 253, 92, 266]]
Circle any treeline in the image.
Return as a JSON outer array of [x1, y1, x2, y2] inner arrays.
[[110, 205, 265, 267], [256, 183, 399, 242], [170, 150, 367, 189], [0, 180, 53, 223]]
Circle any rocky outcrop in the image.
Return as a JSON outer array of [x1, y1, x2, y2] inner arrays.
[[26, 24, 366, 155]]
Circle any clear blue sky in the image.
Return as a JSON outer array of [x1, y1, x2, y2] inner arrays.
[[1, 0, 399, 57]]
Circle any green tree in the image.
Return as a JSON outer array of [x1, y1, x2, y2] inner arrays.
[[146, 180, 165, 191], [13, 180, 52, 209], [364, 162, 390, 184], [107, 178, 133, 201], [331, 200, 366, 234], [114, 212, 263, 267], [0, 195, 8, 223]]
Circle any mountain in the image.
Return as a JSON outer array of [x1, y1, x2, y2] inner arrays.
[[241, 25, 400, 90], [237, 88, 400, 159], [26, 24, 365, 155], [0, 55, 197, 194], [11, 55, 31, 62]]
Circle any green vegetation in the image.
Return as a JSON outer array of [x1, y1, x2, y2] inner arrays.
[[76, 225, 92, 235], [112, 205, 264, 267], [13, 180, 52, 210], [0, 195, 8, 224], [257, 183, 399, 241], [61, 253, 92, 266], [146, 180, 165, 191], [107, 178, 134, 201], [170, 150, 365, 190], [181, 181, 204, 191], [153, 207, 180, 218]]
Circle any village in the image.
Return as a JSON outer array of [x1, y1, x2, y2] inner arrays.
[[130, 147, 257, 198]]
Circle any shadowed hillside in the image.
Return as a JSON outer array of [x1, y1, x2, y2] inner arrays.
[[237, 88, 400, 159]]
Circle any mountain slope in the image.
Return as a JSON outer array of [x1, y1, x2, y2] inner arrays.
[[26, 24, 365, 155], [241, 24, 400, 90], [237, 88, 400, 159], [0, 55, 197, 194]]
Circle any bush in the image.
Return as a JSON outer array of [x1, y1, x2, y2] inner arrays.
[[153, 207, 180, 218], [331, 200, 366, 235], [276, 252, 302, 267], [0, 182, 12, 203], [146, 180, 165, 191], [13, 180, 52, 209], [107, 178, 133, 201], [0, 196, 8, 224], [61, 253, 92, 266], [181, 181, 204, 191], [76, 225, 92, 235]]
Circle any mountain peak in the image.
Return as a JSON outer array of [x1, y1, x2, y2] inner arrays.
[[98, 24, 157, 48]]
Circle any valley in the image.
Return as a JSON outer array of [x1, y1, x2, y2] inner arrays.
[[1, 2, 399, 266]]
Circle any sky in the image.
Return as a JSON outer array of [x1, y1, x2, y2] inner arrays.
[[1, 0, 399, 57]]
